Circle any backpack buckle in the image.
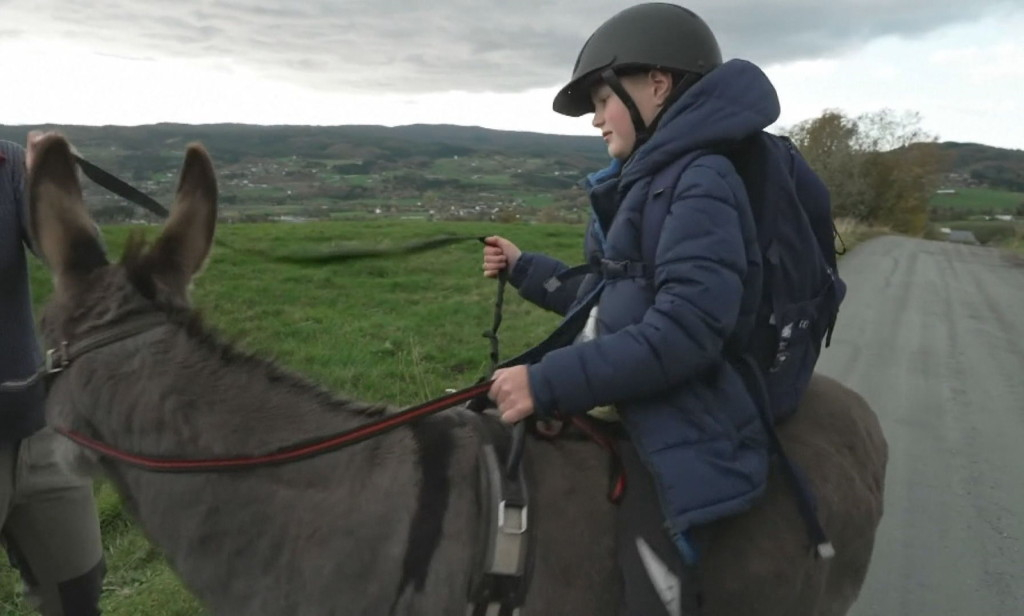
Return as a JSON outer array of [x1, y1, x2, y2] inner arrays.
[[599, 259, 647, 280]]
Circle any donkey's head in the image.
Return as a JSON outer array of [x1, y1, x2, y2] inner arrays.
[[30, 134, 218, 352]]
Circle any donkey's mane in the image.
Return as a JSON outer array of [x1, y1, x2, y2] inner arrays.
[[119, 231, 388, 418]]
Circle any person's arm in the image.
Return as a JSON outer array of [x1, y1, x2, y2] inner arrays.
[[506, 252, 578, 316], [507, 217, 603, 316], [527, 162, 749, 416], [0, 141, 35, 253]]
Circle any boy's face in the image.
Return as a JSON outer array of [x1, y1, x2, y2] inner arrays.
[[589, 71, 673, 160], [590, 83, 637, 160]]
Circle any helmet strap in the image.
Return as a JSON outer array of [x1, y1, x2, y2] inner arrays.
[[601, 68, 702, 156], [600, 69, 650, 148]]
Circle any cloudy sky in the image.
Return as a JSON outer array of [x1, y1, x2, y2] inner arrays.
[[2, 0, 1022, 149]]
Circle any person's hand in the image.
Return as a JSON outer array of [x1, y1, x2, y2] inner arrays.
[[26, 130, 47, 172], [488, 365, 535, 423], [26, 130, 78, 172], [482, 236, 522, 278]]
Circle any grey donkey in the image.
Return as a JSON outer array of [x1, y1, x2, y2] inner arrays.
[[27, 134, 887, 616]]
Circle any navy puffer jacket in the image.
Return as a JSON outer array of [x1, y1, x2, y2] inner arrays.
[[509, 59, 778, 550]]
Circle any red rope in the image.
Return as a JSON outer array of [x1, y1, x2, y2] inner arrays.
[[58, 380, 494, 473]]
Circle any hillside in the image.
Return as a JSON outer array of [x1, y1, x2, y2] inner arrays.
[[2, 123, 1021, 222], [0, 123, 611, 223], [938, 142, 1024, 192]]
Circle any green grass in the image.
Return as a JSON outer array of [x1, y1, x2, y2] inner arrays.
[[518, 194, 557, 208], [340, 174, 374, 186], [3, 219, 585, 615], [930, 187, 1024, 213], [943, 220, 1021, 245]]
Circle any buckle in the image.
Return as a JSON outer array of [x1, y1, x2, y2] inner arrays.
[[45, 342, 70, 374], [497, 501, 528, 535]]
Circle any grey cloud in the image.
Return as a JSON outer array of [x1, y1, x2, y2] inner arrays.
[[6, 0, 1018, 94]]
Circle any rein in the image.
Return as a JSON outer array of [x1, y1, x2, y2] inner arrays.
[[4, 155, 520, 473], [59, 378, 494, 473]]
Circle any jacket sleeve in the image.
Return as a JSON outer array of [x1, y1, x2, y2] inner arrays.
[[0, 142, 33, 253], [508, 218, 600, 316], [507, 252, 575, 316], [527, 162, 748, 416]]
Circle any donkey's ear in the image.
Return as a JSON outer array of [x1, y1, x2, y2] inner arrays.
[[147, 143, 217, 293], [28, 134, 108, 286]]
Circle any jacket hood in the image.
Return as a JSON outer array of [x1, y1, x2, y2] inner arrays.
[[621, 59, 781, 186]]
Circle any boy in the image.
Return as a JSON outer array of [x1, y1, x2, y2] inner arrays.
[[485, 3, 781, 613]]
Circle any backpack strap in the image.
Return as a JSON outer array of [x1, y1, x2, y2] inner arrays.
[[736, 355, 835, 559]]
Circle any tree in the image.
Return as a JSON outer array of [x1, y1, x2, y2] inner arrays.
[[853, 109, 932, 152], [787, 110, 869, 219], [855, 110, 949, 233], [785, 108, 950, 235]]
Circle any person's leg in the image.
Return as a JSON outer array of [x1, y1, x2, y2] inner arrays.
[[1, 439, 20, 573], [615, 440, 703, 616], [4, 428, 104, 616]]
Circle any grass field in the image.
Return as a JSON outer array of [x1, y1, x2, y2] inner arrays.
[[946, 220, 1021, 245], [930, 187, 1024, 213]]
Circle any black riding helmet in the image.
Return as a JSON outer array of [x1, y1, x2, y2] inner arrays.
[[553, 3, 722, 144]]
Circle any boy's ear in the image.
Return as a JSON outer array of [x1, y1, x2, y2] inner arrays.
[[649, 69, 674, 106]]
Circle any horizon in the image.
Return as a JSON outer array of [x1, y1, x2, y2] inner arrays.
[[2, 121, 1019, 153]]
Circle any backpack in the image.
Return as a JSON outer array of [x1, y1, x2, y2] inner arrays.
[[641, 132, 845, 557], [642, 132, 847, 425]]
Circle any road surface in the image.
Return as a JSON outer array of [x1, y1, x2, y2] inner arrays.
[[816, 236, 1024, 616]]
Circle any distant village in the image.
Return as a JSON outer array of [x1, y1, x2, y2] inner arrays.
[[81, 153, 591, 225]]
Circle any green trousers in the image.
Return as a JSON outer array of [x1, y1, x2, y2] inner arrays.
[[1, 428, 104, 616]]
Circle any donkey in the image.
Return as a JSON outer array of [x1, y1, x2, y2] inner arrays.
[[27, 134, 887, 616]]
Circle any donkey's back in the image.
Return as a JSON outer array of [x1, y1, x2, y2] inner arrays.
[[698, 373, 888, 615], [524, 372, 886, 616]]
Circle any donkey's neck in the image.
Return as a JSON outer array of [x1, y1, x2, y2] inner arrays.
[[79, 317, 390, 459], [73, 317, 481, 615]]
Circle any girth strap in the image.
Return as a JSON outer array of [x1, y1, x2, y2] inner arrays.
[[459, 410, 533, 616]]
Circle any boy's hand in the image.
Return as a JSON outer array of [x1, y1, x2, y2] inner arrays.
[[26, 130, 80, 172], [482, 236, 522, 278], [489, 365, 535, 423], [25, 130, 47, 171]]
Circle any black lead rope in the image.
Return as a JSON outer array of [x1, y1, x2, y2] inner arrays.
[[482, 267, 507, 372], [75, 155, 170, 218], [471, 252, 526, 479], [484, 267, 526, 480], [235, 234, 486, 265]]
